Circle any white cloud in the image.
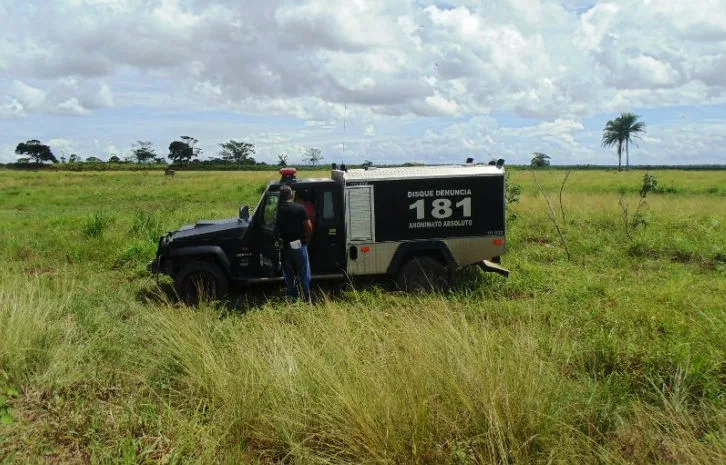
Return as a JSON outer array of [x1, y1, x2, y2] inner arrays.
[[623, 55, 681, 88], [575, 3, 620, 51], [636, 121, 726, 164], [421, 95, 459, 116], [47, 138, 79, 157], [1, 78, 114, 117], [11, 81, 46, 108], [0, 0, 724, 164], [3, 0, 724, 117], [0, 98, 25, 119], [503, 119, 585, 147], [56, 98, 91, 116]]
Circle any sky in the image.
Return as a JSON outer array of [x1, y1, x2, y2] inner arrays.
[[1, 0, 725, 166]]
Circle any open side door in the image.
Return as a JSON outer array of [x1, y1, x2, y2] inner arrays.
[[256, 191, 282, 276]]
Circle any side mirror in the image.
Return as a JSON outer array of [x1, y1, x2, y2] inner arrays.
[[239, 205, 250, 221]]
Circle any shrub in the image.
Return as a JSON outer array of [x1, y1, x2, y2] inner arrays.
[[131, 210, 165, 243], [83, 210, 115, 238]]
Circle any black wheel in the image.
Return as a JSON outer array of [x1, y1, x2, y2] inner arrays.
[[397, 256, 450, 293], [174, 261, 229, 305]]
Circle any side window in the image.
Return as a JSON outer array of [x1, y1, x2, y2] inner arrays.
[[322, 190, 335, 221], [261, 193, 279, 229]]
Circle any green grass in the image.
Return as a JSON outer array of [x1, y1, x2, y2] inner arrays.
[[0, 169, 725, 464]]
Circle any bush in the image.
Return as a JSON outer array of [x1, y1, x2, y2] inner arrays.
[[131, 210, 165, 243], [83, 210, 115, 238]]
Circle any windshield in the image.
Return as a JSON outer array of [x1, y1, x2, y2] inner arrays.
[[258, 191, 280, 230]]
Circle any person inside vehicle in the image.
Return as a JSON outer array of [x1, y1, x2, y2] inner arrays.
[[295, 189, 316, 237]]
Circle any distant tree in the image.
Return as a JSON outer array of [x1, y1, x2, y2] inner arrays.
[[60, 156, 67, 163], [15, 140, 57, 164], [132, 141, 157, 164], [168, 136, 201, 164], [303, 147, 323, 167], [181, 136, 202, 158], [168, 141, 192, 164], [108, 155, 121, 163], [86, 156, 103, 163], [362, 159, 373, 168], [277, 153, 288, 167], [602, 112, 646, 171], [153, 157, 167, 164], [530, 152, 551, 169], [68, 154, 82, 163], [219, 140, 255, 165]]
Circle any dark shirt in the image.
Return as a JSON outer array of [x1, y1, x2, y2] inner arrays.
[[277, 201, 309, 246]]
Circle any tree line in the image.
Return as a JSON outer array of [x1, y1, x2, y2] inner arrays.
[[13, 113, 648, 170], [13, 137, 325, 167]]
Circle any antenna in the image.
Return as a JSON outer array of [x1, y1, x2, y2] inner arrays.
[[342, 104, 347, 161]]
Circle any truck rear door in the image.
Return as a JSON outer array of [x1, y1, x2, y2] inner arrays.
[[309, 185, 346, 275]]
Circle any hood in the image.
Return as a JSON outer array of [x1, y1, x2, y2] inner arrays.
[[172, 217, 248, 241]]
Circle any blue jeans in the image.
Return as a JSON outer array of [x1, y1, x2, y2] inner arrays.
[[282, 245, 311, 302]]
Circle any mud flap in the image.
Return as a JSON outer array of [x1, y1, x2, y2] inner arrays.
[[477, 260, 510, 278]]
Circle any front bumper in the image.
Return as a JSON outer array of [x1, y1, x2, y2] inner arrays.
[[148, 234, 172, 274], [148, 258, 159, 273]]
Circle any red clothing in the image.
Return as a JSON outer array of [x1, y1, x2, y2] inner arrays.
[[301, 201, 316, 226]]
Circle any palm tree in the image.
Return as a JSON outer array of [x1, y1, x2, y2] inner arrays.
[[601, 112, 646, 171], [619, 112, 646, 171], [601, 119, 623, 171]]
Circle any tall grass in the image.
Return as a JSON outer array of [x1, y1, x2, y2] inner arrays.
[[83, 210, 115, 238], [144, 300, 588, 463], [131, 210, 165, 243], [0, 274, 77, 385]]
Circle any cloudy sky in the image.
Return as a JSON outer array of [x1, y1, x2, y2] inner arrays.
[[1, 0, 725, 166]]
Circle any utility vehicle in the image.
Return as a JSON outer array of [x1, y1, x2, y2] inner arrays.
[[149, 163, 509, 303]]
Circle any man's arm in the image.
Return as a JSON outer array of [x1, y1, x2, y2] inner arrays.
[[303, 219, 313, 244]]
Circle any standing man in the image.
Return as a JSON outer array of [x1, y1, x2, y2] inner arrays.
[[276, 185, 313, 302]]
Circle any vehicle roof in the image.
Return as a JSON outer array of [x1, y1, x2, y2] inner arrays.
[[267, 178, 337, 187], [334, 164, 504, 182]]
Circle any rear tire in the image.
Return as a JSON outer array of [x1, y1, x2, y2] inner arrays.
[[397, 256, 449, 293], [175, 261, 229, 305]]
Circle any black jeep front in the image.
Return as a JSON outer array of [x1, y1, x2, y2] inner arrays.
[[148, 169, 346, 304], [148, 217, 248, 275]]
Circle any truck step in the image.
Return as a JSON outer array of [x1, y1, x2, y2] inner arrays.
[[478, 260, 510, 278]]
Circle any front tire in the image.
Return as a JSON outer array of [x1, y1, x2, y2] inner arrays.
[[397, 256, 450, 293], [175, 261, 229, 305]]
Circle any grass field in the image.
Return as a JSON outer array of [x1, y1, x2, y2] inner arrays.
[[1, 168, 725, 464]]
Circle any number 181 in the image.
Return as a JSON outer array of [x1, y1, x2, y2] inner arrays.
[[409, 197, 471, 219]]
